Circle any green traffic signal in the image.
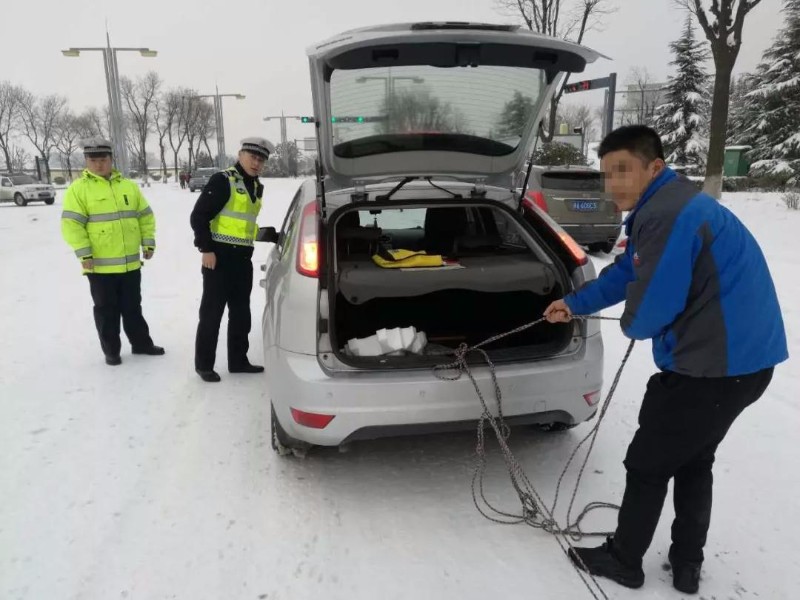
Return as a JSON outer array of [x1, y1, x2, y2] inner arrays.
[[300, 116, 314, 123]]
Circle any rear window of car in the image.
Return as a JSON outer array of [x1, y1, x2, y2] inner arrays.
[[541, 172, 603, 192], [193, 169, 217, 177]]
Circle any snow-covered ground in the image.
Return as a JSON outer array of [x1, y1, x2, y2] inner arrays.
[[1, 183, 797, 600]]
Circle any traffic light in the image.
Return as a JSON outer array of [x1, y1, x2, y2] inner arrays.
[[300, 116, 315, 123], [564, 80, 593, 94]]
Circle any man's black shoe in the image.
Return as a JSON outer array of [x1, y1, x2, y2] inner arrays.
[[133, 345, 166, 356], [669, 551, 701, 594], [229, 363, 264, 374], [196, 369, 222, 383], [568, 537, 645, 589], [105, 355, 122, 366]]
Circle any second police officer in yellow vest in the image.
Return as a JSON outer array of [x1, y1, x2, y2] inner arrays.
[[60, 137, 165, 366], [190, 138, 273, 382]]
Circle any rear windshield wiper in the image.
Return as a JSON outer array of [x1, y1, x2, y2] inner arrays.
[[376, 176, 418, 201], [426, 177, 463, 199]]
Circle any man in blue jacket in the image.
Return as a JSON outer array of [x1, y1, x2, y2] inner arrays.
[[544, 126, 787, 594]]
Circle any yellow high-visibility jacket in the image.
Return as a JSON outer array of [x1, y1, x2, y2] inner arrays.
[[61, 169, 156, 274]]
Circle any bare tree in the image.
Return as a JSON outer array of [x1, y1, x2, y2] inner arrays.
[[20, 93, 67, 183], [153, 94, 170, 180], [183, 95, 203, 175], [166, 91, 190, 179], [195, 101, 216, 165], [10, 145, 30, 172], [120, 71, 162, 177], [78, 106, 110, 139], [0, 82, 29, 172], [676, 0, 764, 198], [618, 67, 662, 127], [54, 111, 82, 180], [495, 0, 616, 142], [184, 97, 214, 174]]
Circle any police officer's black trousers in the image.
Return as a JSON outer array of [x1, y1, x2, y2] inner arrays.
[[87, 270, 154, 357], [194, 251, 254, 371], [612, 368, 773, 568]]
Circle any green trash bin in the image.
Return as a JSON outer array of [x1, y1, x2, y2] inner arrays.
[[724, 146, 752, 177]]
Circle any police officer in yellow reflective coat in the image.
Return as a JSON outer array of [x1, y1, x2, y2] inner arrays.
[[190, 138, 272, 382], [61, 137, 165, 366]]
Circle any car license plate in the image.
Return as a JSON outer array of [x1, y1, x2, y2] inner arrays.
[[571, 200, 599, 212]]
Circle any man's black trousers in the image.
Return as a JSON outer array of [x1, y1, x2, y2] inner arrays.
[[613, 368, 773, 568], [195, 249, 254, 371], [87, 270, 154, 357]]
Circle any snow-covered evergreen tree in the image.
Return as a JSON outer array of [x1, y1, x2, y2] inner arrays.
[[743, 0, 800, 174], [727, 73, 760, 147], [654, 16, 711, 171]]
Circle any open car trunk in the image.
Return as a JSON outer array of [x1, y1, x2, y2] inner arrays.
[[327, 202, 575, 368]]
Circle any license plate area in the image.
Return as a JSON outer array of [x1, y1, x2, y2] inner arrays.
[[569, 200, 599, 212]]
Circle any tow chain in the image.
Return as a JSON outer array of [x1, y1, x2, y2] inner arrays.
[[433, 315, 636, 600]]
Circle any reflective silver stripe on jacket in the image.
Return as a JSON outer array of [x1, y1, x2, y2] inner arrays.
[[211, 232, 254, 246], [75, 247, 93, 258], [62, 211, 89, 225], [139, 206, 153, 217], [92, 254, 141, 266], [87, 211, 139, 223], [218, 209, 257, 223], [142, 238, 156, 247]]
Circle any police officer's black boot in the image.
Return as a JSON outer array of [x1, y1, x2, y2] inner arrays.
[[105, 355, 122, 366], [669, 549, 701, 594], [133, 345, 166, 356], [196, 369, 222, 383], [568, 537, 645, 589], [228, 362, 264, 374]]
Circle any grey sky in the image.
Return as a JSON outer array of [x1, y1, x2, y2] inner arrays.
[[2, 0, 782, 156]]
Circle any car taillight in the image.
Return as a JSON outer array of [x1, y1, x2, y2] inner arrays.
[[583, 391, 601, 406], [296, 201, 319, 278], [525, 190, 549, 213], [558, 230, 588, 266], [291, 407, 335, 429]]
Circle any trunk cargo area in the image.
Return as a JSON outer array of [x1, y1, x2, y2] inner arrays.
[[328, 203, 575, 366]]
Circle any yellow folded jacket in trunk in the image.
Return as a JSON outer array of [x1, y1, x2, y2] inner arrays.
[[371, 249, 444, 268]]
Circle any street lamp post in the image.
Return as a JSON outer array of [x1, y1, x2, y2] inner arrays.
[[192, 87, 245, 167], [62, 35, 157, 175]]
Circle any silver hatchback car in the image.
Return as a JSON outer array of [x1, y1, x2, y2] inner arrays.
[[258, 22, 605, 454]]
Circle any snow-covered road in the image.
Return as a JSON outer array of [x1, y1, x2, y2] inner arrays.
[[1, 182, 797, 600]]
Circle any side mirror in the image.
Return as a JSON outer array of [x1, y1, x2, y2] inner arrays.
[[256, 226, 280, 243]]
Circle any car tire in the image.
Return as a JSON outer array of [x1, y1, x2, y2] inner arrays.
[[271, 403, 312, 457], [14, 193, 27, 207], [44, 198, 55, 205], [588, 242, 615, 255]]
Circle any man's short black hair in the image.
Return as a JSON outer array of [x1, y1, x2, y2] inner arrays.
[[598, 125, 665, 164]]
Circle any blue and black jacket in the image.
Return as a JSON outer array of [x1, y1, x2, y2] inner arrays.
[[564, 168, 788, 377]]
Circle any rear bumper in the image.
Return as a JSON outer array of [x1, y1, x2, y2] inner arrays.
[[561, 223, 621, 245], [265, 334, 604, 446]]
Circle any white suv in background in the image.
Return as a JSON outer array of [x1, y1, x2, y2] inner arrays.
[[257, 22, 605, 454], [0, 173, 56, 206]]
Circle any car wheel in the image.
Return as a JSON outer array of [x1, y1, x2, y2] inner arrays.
[[14, 193, 27, 207], [535, 422, 579, 432], [271, 403, 312, 457], [44, 198, 55, 205]]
